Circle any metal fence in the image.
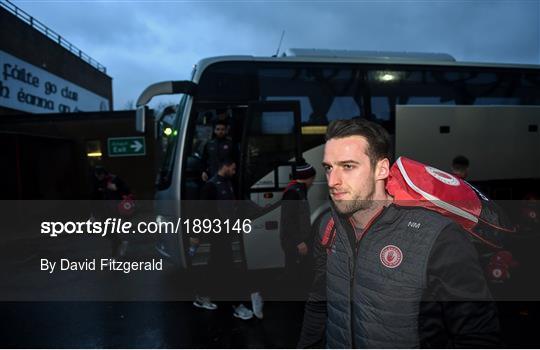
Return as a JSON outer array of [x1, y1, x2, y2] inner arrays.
[[0, 0, 107, 73]]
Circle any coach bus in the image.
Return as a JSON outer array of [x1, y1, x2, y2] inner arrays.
[[136, 49, 540, 270]]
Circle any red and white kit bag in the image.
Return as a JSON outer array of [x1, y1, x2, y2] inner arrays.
[[386, 157, 514, 249]]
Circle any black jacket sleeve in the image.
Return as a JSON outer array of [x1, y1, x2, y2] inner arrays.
[[297, 217, 328, 348], [281, 188, 312, 247], [421, 224, 501, 348], [199, 181, 217, 201], [201, 141, 211, 174], [191, 181, 218, 239]]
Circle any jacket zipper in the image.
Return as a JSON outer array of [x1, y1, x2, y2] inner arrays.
[[349, 256, 355, 349], [349, 218, 357, 349], [347, 206, 386, 348]]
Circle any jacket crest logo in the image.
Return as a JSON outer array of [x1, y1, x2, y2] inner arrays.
[[380, 245, 403, 268]]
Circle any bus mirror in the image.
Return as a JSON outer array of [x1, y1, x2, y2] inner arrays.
[[136, 106, 146, 133], [136, 81, 197, 107], [135, 80, 196, 134]]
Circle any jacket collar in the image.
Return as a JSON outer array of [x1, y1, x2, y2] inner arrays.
[[329, 200, 400, 253]]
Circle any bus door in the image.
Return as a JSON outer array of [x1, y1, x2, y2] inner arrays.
[[240, 100, 302, 269]]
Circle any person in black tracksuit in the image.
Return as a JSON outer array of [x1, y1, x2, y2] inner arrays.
[[200, 161, 237, 279], [192, 159, 237, 301], [192, 158, 262, 320], [280, 161, 316, 297], [298, 119, 500, 348], [92, 166, 131, 258], [201, 120, 236, 182]]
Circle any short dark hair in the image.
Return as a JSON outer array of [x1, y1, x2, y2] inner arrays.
[[325, 119, 391, 167], [214, 120, 228, 128], [93, 165, 107, 176], [218, 157, 235, 169], [452, 155, 469, 171]]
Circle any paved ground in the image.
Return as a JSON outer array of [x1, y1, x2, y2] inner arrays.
[[0, 301, 306, 348], [0, 231, 307, 348]]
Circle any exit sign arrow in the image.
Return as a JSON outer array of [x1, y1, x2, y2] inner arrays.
[[130, 140, 143, 152], [108, 137, 146, 157]]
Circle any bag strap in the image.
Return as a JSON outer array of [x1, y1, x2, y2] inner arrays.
[[321, 217, 336, 248]]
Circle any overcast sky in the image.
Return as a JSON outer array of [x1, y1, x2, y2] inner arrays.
[[16, 0, 540, 110]]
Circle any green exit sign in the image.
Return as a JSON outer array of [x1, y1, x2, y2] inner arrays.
[[107, 137, 146, 157]]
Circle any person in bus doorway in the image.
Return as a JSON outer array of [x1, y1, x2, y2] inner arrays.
[[280, 161, 316, 298], [298, 119, 500, 348], [92, 166, 132, 258], [191, 158, 264, 320], [201, 119, 236, 182], [451, 155, 470, 180]]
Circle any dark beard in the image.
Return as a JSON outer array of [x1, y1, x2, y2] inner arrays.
[[333, 185, 376, 216]]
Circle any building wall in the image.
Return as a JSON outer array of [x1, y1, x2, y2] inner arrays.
[[0, 6, 113, 111], [1, 111, 157, 200]]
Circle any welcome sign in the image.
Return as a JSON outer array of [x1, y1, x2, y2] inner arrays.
[[0, 50, 110, 114]]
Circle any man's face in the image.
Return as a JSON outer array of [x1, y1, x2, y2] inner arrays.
[[452, 167, 468, 180], [214, 124, 227, 139], [322, 136, 377, 215], [223, 163, 236, 177]]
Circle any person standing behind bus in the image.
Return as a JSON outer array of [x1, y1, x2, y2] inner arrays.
[[201, 120, 235, 182], [451, 155, 470, 180], [280, 161, 316, 297]]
